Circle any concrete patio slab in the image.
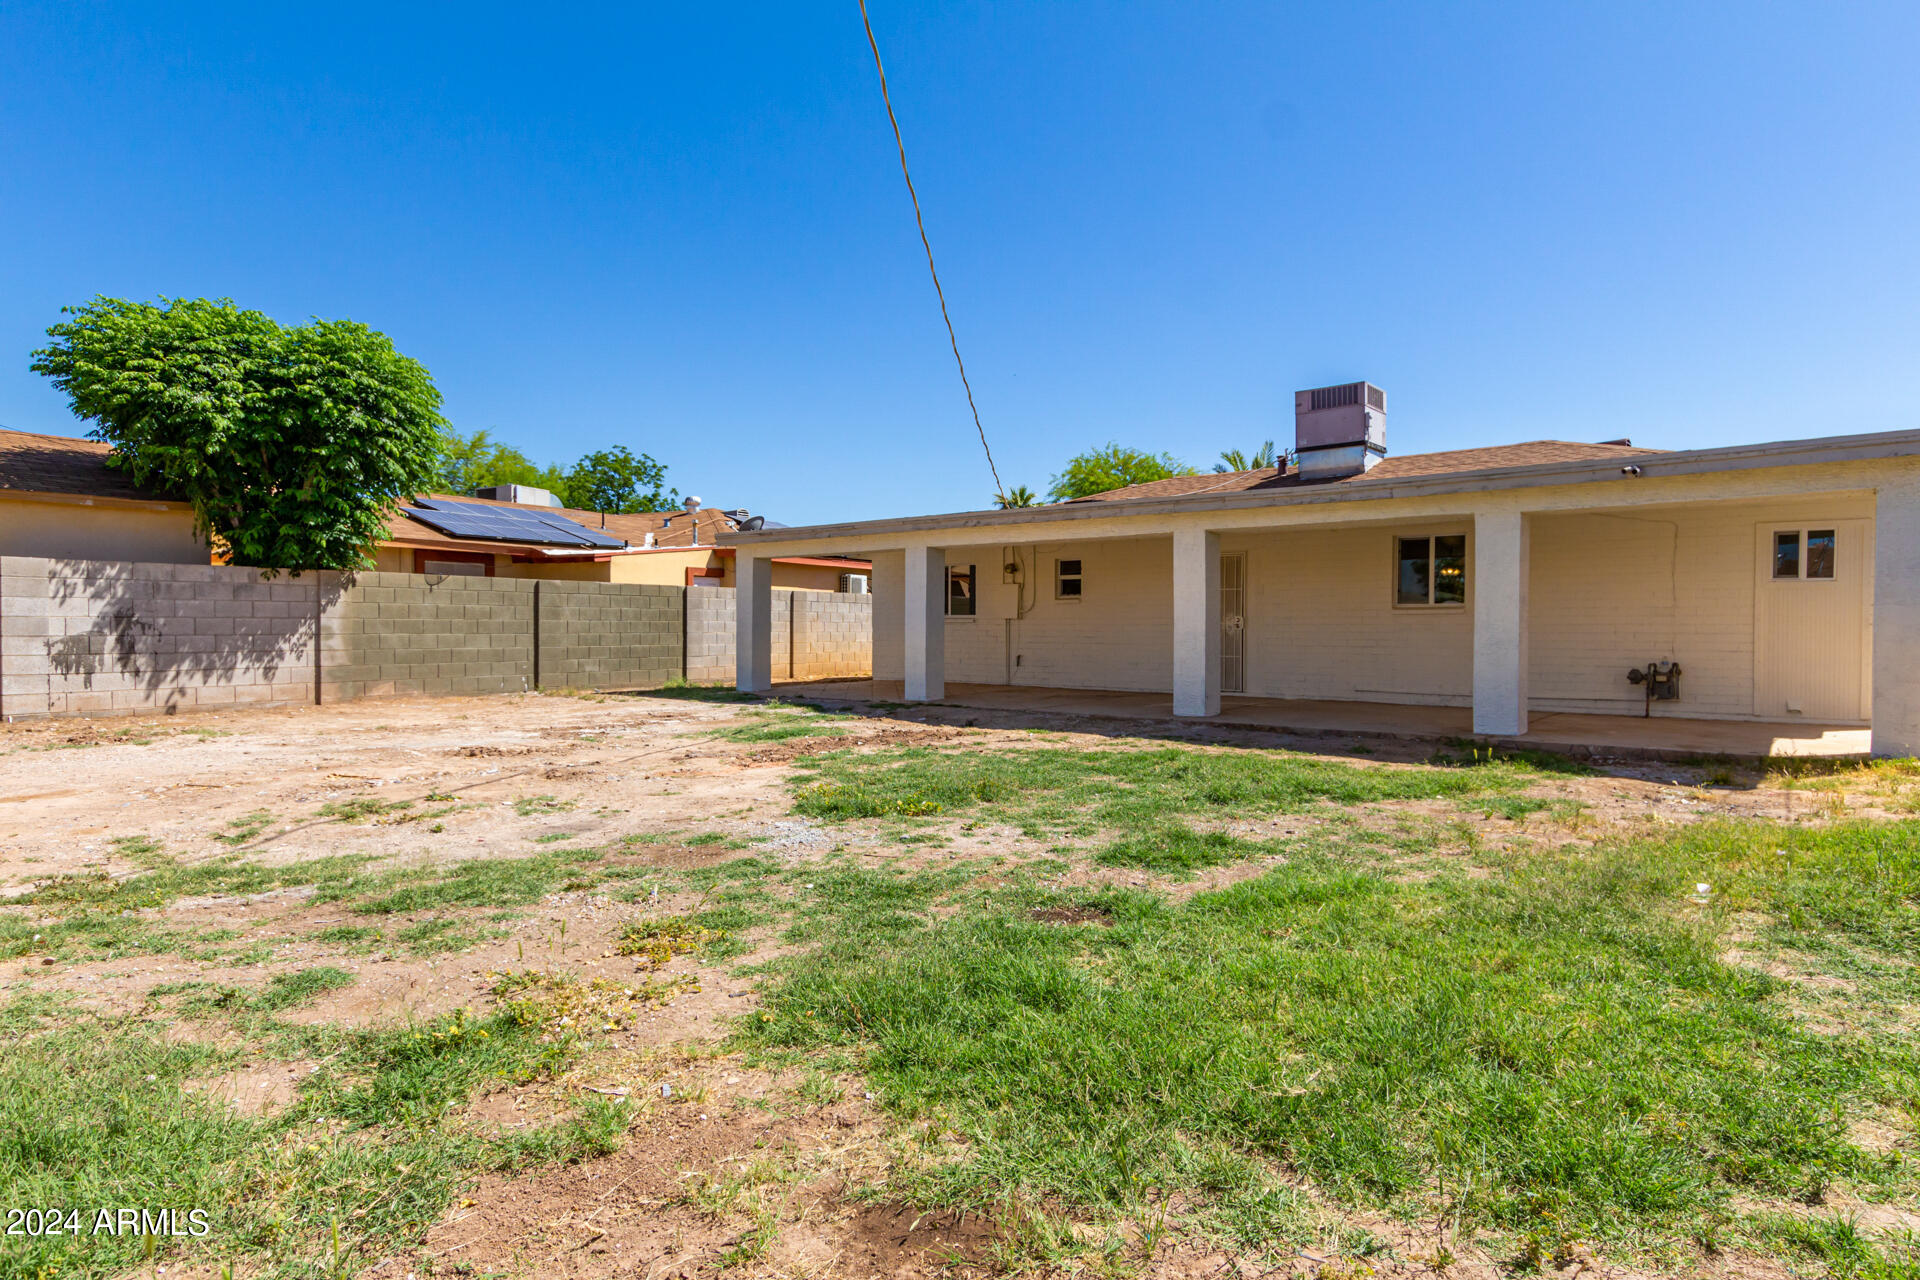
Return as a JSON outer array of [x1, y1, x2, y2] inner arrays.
[[773, 679, 1870, 761]]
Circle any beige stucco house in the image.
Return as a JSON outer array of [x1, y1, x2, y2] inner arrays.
[[0, 428, 205, 562], [723, 383, 1920, 758]]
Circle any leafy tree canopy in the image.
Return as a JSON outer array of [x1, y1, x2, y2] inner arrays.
[[31, 296, 445, 572], [435, 427, 566, 497], [560, 445, 677, 514], [995, 484, 1038, 509], [434, 432, 677, 514], [1046, 443, 1194, 502]]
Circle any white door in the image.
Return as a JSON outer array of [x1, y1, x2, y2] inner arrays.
[[1221, 553, 1246, 694], [1753, 519, 1871, 721]]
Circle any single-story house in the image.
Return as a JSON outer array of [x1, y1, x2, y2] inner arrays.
[[722, 382, 1920, 757], [379, 493, 870, 591], [0, 427, 205, 562]]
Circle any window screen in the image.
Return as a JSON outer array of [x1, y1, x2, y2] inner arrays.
[[1805, 530, 1835, 579], [946, 565, 976, 616], [1773, 531, 1801, 579], [1056, 558, 1083, 598]]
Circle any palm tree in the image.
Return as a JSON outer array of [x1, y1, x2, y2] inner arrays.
[[1215, 441, 1278, 474], [996, 485, 1038, 509]]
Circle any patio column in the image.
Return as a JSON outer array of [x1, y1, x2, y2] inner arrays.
[[1172, 527, 1221, 717], [903, 544, 946, 702], [1873, 473, 1920, 757], [734, 554, 773, 694], [1472, 509, 1530, 736]]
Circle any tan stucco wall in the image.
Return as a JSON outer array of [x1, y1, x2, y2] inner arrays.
[[773, 561, 866, 593], [867, 490, 1880, 722], [1528, 494, 1873, 721], [0, 496, 205, 564]]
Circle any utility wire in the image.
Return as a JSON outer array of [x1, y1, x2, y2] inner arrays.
[[857, 0, 1006, 505]]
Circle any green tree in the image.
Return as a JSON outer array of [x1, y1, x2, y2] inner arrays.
[[1046, 444, 1194, 501], [1215, 441, 1278, 473], [995, 484, 1038, 509], [434, 428, 566, 496], [31, 296, 445, 572], [561, 446, 676, 513]]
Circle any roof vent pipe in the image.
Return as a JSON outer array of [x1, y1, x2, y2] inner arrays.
[[1294, 382, 1386, 481]]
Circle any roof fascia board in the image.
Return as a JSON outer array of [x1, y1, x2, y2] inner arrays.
[[0, 488, 188, 513]]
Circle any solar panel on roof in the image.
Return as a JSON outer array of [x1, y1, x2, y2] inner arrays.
[[401, 500, 627, 549]]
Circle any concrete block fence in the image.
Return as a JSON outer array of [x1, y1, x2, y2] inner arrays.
[[0, 558, 870, 719], [685, 586, 873, 683]]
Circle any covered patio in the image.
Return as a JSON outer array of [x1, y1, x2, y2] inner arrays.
[[774, 679, 1871, 761], [727, 423, 1920, 759]]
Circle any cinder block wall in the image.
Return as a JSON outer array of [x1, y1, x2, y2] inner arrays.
[[792, 591, 873, 679], [1, 560, 873, 718], [686, 586, 873, 683], [0, 557, 318, 717], [538, 580, 683, 690], [320, 572, 535, 702], [685, 586, 736, 683]]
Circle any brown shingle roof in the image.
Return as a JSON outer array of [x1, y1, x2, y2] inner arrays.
[[1066, 440, 1661, 504], [0, 428, 179, 502]]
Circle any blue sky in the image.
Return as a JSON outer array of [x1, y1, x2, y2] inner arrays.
[[2, 3, 1916, 526]]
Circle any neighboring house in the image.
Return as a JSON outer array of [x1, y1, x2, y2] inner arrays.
[[724, 381, 1920, 757], [377, 492, 869, 592], [0, 427, 205, 562]]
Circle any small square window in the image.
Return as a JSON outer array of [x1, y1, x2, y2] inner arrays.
[[1056, 558, 1083, 599], [946, 564, 975, 617], [1806, 530, 1835, 579], [1396, 534, 1467, 606], [1773, 531, 1801, 579]]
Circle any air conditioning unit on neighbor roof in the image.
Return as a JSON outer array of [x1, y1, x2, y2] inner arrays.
[[1294, 381, 1386, 481], [474, 484, 563, 507]]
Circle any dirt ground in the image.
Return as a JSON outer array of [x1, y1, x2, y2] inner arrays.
[[0, 687, 1894, 1279]]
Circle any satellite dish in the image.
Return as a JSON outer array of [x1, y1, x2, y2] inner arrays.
[[741, 516, 766, 532]]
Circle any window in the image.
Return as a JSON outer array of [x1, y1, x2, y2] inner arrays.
[[1773, 531, 1800, 579], [1056, 558, 1083, 599], [1773, 529, 1836, 580], [1395, 534, 1466, 605], [1806, 530, 1836, 579], [946, 564, 975, 617]]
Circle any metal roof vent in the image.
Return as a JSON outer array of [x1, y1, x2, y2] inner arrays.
[[1294, 381, 1386, 481]]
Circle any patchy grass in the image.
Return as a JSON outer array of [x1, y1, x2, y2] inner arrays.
[[746, 813, 1920, 1264], [0, 990, 620, 1279], [252, 966, 356, 1011], [708, 705, 855, 745], [790, 745, 1550, 861]]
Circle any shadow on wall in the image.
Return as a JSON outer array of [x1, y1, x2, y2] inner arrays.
[[27, 559, 346, 713]]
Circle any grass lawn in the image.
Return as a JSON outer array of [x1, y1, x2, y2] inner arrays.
[[752, 745, 1920, 1273]]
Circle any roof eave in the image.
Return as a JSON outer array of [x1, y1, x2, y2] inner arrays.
[[720, 428, 1920, 547]]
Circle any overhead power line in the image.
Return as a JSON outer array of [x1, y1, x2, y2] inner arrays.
[[856, 0, 1006, 506]]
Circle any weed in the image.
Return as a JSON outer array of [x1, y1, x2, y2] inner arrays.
[[212, 810, 274, 845], [317, 797, 414, 823], [513, 795, 575, 817], [615, 916, 729, 969]]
